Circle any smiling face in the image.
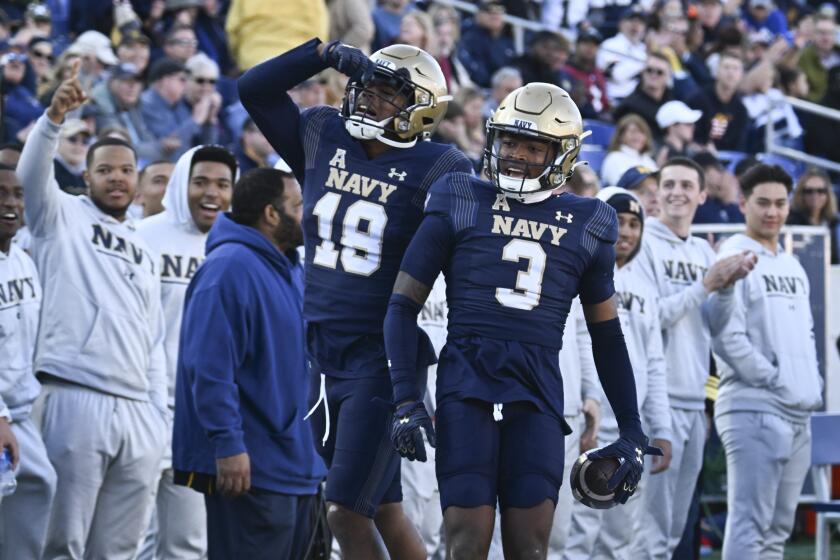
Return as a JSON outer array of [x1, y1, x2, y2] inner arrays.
[[657, 164, 706, 225], [187, 161, 233, 233], [137, 162, 174, 217], [84, 145, 138, 219], [616, 212, 642, 266], [742, 181, 789, 243], [0, 169, 23, 252], [497, 132, 555, 179]]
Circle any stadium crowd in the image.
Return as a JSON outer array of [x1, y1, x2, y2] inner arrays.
[[0, 0, 838, 559]]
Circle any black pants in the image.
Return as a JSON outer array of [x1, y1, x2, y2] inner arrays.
[[205, 490, 317, 560]]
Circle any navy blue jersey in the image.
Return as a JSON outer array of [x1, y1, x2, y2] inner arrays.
[[239, 39, 473, 335], [397, 173, 618, 417]]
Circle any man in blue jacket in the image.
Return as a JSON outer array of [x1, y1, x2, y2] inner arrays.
[[172, 167, 326, 559]]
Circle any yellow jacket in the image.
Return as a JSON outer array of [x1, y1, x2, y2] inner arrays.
[[226, 0, 329, 70]]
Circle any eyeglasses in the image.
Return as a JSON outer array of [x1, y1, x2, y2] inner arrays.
[[193, 77, 217, 85], [644, 67, 666, 76], [65, 135, 89, 145], [169, 39, 198, 48], [30, 49, 53, 62], [803, 187, 828, 195]]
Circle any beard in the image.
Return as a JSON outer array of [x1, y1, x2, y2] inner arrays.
[[273, 210, 303, 250]]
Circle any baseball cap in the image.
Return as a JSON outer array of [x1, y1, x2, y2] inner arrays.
[[25, 3, 51, 22], [596, 186, 644, 220], [577, 27, 603, 44], [620, 5, 647, 20], [0, 52, 27, 65], [68, 30, 118, 66], [60, 119, 91, 139], [111, 62, 141, 81], [749, 0, 773, 8], [478, 0, 506, 13], [617, 166, 658, 191], [119, 27, 151, 47], [656, 101, 703, 129], [148, 57, 186, 82]]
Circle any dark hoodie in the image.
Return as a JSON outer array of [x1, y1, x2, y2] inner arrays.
[[172, 212, 325, 494]]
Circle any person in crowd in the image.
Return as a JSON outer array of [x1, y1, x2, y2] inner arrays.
[[91, 62, 169, 163], [655, 100, 704, 166], [328, 0, 374, 54], [597, 5, 649, 104], [513, 30, 572, 87], [26, 37, 54, 87], [798, 13, 839, 102], [540, 0, 590, 33], [137, 146, 236, 559], [140, 57, 217, 160], [18, 61, 167, 560], [234, 118, 276, 173], [804, 65, 840, 164], [688, 51, 749, 152], [225, 0, 327, 70], [0, 143, 22, 167], [563, 27, 610, 120], [116, 28, 152, 75], [617, 165, 660, 218], [132, 160, 175, 219], [163, 24, 199, 64], [429, 4, 473, 93], [172, 167, 326, 558], [2, 52, 45, 139], [565, 163, 601, 198], [184, 53, 227, 145], [614, 52, 675, 140], [0, 163, 57, 560], [482, 66, 522, 120], [710, 164, 822, 559], [398, 10, 437, 54], [741, 64, 803, 152], [779, 66, 810, 99], [289, 79, 326, 110], [38, 51, 82, 107], [787, 167, 839, 264], [741, 0, 788, 40], [696, 0, 738, 50], [631, 158, 755, 559], [692, 151, 745, 225], [457, 0, 515, 88], [65, 30, 119, 92], [565, 186, 672, 560], [371, 0, 413, 51], [53, 118, 90, 195], [601, 114, 658, 186], [12, 2, 52, 48]]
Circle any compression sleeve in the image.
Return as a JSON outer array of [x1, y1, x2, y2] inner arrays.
[[237, 38, 328, 179], [385, 214, 455, 403], [588, 317, 644, 443]]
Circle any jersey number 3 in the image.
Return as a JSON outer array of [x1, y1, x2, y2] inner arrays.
[[312, 192, 388, 276], [495, 239, 547, 311]]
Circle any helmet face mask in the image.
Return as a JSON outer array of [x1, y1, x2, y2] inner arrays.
[[484, 83, 587, 203], [340, 44, 450, 149]]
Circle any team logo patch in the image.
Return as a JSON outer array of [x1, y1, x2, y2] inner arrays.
[[374, 58, 397, 70], [388, 168, 407, 182], [555, 211, 574, 224], [629, 200, 641, 214], [513, 119, 536, 129]]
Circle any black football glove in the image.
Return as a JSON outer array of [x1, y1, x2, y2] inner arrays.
[[391, 400, 436, 462], [321, 40, 376, 84], [587, 435, 663, 504]]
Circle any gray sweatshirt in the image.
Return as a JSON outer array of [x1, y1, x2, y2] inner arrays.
[[709, 234, 822, 422], [634, 217, 715, 410], [18, 115, 167, 410], [0, 243, 42, 420], [560, 298, 600, 418]]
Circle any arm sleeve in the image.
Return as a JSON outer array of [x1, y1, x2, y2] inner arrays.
[[710, 279, 779, 387], [640, 300, 672, 441], [179, 282, 250, 459], [237, 38, 328, 180], [18, 114, 65, 237], [385, 214, 455, 404], [575, 304, 600, 403]]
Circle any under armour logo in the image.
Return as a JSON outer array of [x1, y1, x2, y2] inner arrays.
[[388, 168, 407, 181], [629, 200, 641, 214], [556, 211, 574, 223], [399, 417, 410, 425]]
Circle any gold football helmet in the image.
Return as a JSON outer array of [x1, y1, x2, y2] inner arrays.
[[484, 82, 590, 201], [342, 44, 451, 148]]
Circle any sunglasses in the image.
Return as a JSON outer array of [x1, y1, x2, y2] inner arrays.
[[193, 77, 217, 85], [65, 134, 90, 145], [803, 188, 828, 195], [170, 39, 198, 48], [30, 49, 54, 62], [644, 67, 666, 76]]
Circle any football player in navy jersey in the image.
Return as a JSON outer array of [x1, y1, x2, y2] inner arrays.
[[238, 40, 473, 559], [383, 83, 662, 558]]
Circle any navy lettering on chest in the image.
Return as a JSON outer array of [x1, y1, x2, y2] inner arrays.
[[91, 224, 152, 272], [762, 274, 806, 296], [323, 148, 399, 203], [616, 291, 646, 314], [161, 254, 203, 281], [0, 276, 37, 307], [663, 260, 707, 283]]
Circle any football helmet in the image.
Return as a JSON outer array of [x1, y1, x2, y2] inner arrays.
[[484, 82, 590, 202], [341, 44, 450, 148]]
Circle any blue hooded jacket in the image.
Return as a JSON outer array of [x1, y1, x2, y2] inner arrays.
[[172, 212, 325, 494]]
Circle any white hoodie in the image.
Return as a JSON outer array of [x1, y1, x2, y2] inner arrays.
[[560, 298, 600, 418], [0, 243, 42, 420], [709, 234, 823, 422], [18, 115, 167, 410], [137, 147, 208, 408], [634, 217, 716, 410]]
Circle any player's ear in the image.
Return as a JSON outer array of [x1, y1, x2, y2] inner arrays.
[[83, 170, 91, 188], [262, 203, 279, 227]]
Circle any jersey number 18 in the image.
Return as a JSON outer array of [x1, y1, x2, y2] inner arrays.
[[311, 192, 387, 276]]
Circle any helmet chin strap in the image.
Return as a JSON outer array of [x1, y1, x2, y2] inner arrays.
[[345, 115, 418, 149]]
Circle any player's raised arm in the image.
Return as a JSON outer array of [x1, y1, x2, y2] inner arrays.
[[18, 60, 86, 237]]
